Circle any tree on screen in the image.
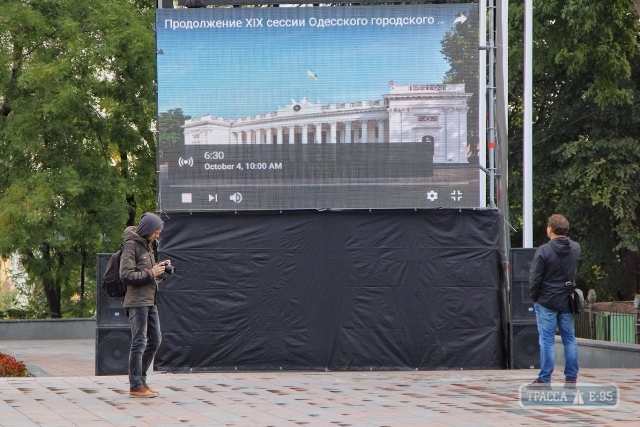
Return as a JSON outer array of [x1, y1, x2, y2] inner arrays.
[[441, 4, 480, 158], [159, 109, 190, 150]]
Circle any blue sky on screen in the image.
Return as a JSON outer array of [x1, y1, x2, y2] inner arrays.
[[157, 4, 476, 119]]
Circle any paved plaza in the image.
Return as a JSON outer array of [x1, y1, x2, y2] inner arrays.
[[1, 339, 639, 426]]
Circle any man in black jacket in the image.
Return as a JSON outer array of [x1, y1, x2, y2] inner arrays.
[[528, 214, 581, 389], [120, 212, 170, 398]]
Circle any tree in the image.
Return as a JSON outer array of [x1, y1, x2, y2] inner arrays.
[[0, 0, 157, 317], [441, 4, 480, 157], [508, 0, 640, 299], [159, 108, 190, 150]]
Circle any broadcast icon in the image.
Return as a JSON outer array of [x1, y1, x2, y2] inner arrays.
[[229, 192, 243, 203], [178, 157, 194, 167]]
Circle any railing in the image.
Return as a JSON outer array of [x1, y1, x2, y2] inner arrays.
[[574, 305, 639, 344]]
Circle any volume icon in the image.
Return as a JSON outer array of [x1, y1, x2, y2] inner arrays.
[[178, 157, 194, 167], [229, 192, 242, 203]]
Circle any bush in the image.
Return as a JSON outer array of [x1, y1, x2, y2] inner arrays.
[[5, 308, 27, 319], [0, 352, 30, 377]]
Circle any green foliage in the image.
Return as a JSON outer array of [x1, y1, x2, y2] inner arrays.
[[159, 108, 190, 150], [61, 284, 97, 319], [533, 0, 639, 106], [508, 0, 640, 300], [16, 282, 50, 319], [441, 4, 480, 156], [0, 287, 19, 318], [0, 0, 157, 317], [558, 137, 640, 251]]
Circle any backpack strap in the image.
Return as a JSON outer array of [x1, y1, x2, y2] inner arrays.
[[559, 252, 576, 291], [560, 258, 573, 288]]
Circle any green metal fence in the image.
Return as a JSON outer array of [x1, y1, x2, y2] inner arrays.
[[574, 310, 637, 344]]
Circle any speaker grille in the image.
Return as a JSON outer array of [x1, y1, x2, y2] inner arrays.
[[510, 248, 537, 282], [95, 328, 131, 376], [510, 323, 539, 369], [510, 281, 536, 321], [509, 248, 537, 322]]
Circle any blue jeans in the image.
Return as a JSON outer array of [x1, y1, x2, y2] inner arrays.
[[128, 306, 161, 391], [534, 302, 578, 383]]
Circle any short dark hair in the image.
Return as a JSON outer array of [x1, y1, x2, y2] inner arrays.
[[548, 214, 569, 236]]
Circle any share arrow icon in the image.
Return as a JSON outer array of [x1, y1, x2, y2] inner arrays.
[[454, 13, 467, 25]]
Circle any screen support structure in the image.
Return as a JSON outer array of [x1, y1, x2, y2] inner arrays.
[[157, 0, 174, 8], [484, 0, 496, 209], [477, 0, 496, 210]]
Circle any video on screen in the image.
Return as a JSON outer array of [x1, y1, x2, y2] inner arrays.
[[156, 4, 481, 211]]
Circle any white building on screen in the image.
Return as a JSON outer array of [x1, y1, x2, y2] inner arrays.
[[182, 83, 471, 164]]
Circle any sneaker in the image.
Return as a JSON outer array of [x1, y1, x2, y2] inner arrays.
[[527, 378, 551, 390], [129, 387, 158, 398], [564, 379, 577, 389], [143, 383, 159, 395]]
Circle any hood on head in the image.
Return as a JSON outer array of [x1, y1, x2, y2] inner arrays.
[[135, 212, 164, 240]]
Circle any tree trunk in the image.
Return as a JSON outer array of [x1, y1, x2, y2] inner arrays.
[[621, 249, 640, 300], [80, 244, 86, 299], [43, 281, 62, 318], [40, 243, 62, 318]]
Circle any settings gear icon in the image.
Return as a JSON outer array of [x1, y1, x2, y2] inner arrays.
[[426, 190, 438, 202]]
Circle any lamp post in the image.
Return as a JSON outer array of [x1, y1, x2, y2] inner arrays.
[[587, 289, 596, 340]]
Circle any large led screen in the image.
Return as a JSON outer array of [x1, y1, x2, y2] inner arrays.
[[157, 4, 481, 211]]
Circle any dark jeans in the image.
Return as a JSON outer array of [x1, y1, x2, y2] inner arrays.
[[128, 306, 161, 391]]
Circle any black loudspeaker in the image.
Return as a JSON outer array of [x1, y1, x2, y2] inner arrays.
[[509, 248, 539, 369], [510, 281, 536, 321], [509, 248, 537, 322], [95, 328, 131, 376], [509, 323, 540, 369], [510, 248, 537, 281], [96, 254, 129, 327]]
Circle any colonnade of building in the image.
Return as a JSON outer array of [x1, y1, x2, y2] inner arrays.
[[232, 118, 388, 145]]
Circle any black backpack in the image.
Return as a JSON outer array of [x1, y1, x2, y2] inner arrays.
[[102, 240, 138, 298]]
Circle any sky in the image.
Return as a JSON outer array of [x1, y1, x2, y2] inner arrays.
[[156, 3, 477, 119]]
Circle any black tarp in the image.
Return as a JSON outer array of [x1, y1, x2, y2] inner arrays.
[[155, 209, 506, 371]]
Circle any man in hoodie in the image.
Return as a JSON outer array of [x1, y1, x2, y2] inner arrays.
[[120, 212, 171, 398], [528, 214, 581, 389]]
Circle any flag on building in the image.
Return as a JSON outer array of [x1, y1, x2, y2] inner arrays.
[[307, 68, 318, 81]]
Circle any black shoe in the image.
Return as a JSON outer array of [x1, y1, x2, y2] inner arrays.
[[528, 378, 551, 390], [564, 379, 577, 389]]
